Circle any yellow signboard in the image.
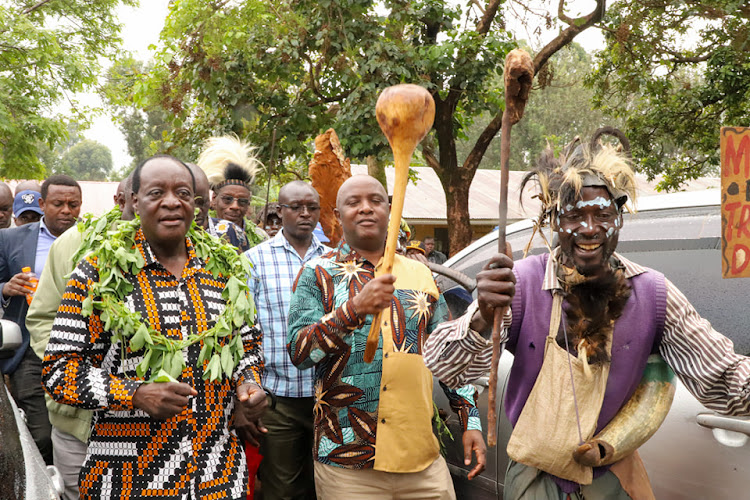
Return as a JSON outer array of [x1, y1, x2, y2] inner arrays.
[[721, 127, 750, 278]]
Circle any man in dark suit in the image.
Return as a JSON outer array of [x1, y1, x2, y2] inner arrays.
[[0, 174, 82, 465]]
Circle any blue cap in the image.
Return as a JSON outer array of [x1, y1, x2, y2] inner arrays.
[[13, 190, 43, 218], [313, 222, 330, 243]]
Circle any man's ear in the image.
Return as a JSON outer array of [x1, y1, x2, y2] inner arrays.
[[132, 193, 139, 216], [38, 197, 46, 213], [333, 207, 342, 225]]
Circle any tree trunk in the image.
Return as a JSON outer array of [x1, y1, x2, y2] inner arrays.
[[367, 155, 387, 190], [443, 173, 473, 256], [431, 95, 476, 254]]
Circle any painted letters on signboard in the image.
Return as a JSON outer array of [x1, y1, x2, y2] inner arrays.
[[721, 127, 750, 278]]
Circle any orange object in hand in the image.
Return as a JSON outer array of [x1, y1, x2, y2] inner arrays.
[[21, 266, 38, 305]]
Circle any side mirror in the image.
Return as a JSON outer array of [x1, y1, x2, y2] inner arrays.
[[0, 319, 22, 353]]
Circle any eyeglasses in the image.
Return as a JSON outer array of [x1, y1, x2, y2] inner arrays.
[[219, 195, 250, 208], [280, 204, 321, 214]]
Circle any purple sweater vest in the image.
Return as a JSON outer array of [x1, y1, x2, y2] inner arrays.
[[505, 253, 668, 435]]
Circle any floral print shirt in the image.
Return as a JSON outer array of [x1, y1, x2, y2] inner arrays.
[[287, 241, 481, 470]]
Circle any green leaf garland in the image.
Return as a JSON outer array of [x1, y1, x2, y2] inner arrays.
[[74, 208, 255, 382]]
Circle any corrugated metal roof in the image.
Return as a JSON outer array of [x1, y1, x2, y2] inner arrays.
[[350, 165, 720, 223], [5, 170, 720, 224]]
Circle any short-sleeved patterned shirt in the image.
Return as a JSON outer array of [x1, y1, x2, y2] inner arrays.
[[42, 228, 263, 500], [287, 241, 480, 471]]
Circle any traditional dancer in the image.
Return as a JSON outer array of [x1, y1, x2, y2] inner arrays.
[[425, 140, 750, 499]]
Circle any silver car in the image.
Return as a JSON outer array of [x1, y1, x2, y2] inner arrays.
[[432, 190, 750, 499]]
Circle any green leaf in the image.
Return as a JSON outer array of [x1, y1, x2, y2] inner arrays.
[[136, 349, 153, 378], [225, 275, 242, 302], [170, 353, 185, 379], [81, 295, 94, 317], [130, 325, 145, 351], [209, 353, 221, 381], [198, 343, 210, 366], [152, 369, 178, 383], [95, 214, 109, 234], [220, 345, 232, 374], [162, 350, 173, 375]]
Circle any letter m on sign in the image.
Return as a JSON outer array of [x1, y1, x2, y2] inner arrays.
[[723, 129, 750, 178], [721, 127, 750, 278]]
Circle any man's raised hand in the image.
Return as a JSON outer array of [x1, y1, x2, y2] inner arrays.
[[472, 253, 515, 333], [352, 274, 396, 316]]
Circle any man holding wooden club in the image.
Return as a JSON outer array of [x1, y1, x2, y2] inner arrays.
[[424, 140, 750, 499], [287, 173, 486, 499]]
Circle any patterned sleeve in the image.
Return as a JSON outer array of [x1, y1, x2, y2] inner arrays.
[[226, 222, 250, 253], [424, 300, 511, 388], [41, 258, 141, 411], [287, 264, 365, 370], [235, 324, 264, 387], [660, 278, 750, 416], [429, 294, 482, 432]]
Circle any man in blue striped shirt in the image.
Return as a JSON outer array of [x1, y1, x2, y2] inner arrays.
[[245, 181, 329, 500]]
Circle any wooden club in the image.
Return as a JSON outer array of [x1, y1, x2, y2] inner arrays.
[[363, 84, 436, 364], [488, 49, 534, 447]]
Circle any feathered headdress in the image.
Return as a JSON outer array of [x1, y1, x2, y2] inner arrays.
[[197, 135, 261, 191], [521, 128, 637, 230]]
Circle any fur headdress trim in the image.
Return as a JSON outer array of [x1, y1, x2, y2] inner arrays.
[[521, 136, 637, 230], [197, 135, 261, 192]]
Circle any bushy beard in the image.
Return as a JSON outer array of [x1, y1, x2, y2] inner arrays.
[[558, 268, 631, 365]]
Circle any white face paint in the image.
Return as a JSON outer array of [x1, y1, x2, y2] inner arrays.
[[581, 221, 588, 228], [566, 228, 572, 233], [606, 227, 615, 237], [575, 197, 612, 209], [566, 204, 574, 212], [615, 218, 620, 227]]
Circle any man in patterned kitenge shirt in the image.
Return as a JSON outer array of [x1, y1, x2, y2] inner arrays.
[[42, 155, 266, 500], [287, 175, 486, 500]]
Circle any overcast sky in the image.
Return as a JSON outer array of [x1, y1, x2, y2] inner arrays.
[[81, 1, 171, 172], [83, 0, 605, 173]]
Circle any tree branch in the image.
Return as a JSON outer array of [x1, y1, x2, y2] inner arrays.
[[22, 0, 55, 15], [302, 54, 355, 104], [665, 52, 711, 64], [421, 135, 442, 175], [461, 112, 502, 172], [476, 0, 502, 35], [534, 0, 605, 73], [443, 0, 503, 111], [464, 0, 605, 172]]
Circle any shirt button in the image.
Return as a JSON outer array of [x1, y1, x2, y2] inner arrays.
[[384, 353, 389, 359], [384, 321, 389, 326], [381, 418, 386, 424], [383, 386, 387, 392]]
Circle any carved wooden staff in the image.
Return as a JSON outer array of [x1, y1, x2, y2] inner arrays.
[[488, 49, 534, 447], [363, 84, 436, 364]]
